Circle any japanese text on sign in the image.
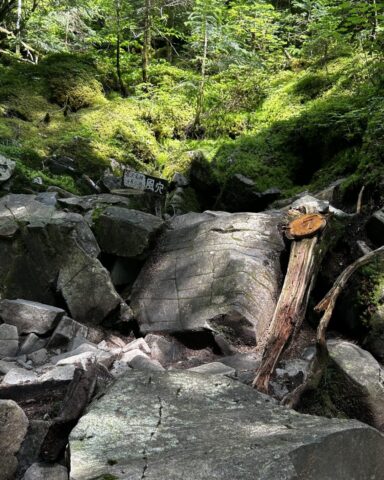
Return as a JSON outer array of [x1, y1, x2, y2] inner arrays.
[[123, 170, 168, 195]]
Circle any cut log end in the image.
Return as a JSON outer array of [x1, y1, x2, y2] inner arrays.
[[286, 213, 326, 240]]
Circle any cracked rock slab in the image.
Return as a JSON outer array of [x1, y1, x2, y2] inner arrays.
[[131, 211, 285, 343], [0, 300, 65, 335], [69, 371, 384, 480]]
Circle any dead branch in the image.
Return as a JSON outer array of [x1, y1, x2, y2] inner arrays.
[[282, 245, 384, 408], [356, 185, 365, 214]]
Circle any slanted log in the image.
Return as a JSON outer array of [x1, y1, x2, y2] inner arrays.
[[253, 236, 319, 392], [253, 197, 345, 393]]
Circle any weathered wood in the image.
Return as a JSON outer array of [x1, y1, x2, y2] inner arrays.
[[253, 200, 340, 394], [282, 245, 384, 408], [286, 213, 326, 239], [253, 236, 319, 392]]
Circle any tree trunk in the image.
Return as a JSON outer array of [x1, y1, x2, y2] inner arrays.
[[15, 0, 22, 55], [142, 0, 152, 84], [115, 0, 126, 96], [193, 17, 208, 128]]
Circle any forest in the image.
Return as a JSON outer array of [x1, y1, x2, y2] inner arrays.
[[1, 1, 384, 479], [0, 0, 383, 199]]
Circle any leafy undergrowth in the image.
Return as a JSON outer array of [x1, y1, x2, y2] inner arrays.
[[0, 53, 383, 197]]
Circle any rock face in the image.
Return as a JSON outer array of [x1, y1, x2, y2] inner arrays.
[[0, 194, 122, 325], [69, 370, 384, 480], [0, 399, 29, 480], [0, 300, 65, 335], [131, 211, 285, 343], [328, 340, 384, 430], [93, 207, 164, 258]]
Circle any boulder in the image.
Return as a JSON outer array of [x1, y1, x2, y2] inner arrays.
[[145, 334, 183, 365], [0, 300, 65, 335], [23, 463, 68, 480], [93, 207, 164, 258], [0, 195, 122, 325], [69, 370, 384, 480], [48, 316, 88, 349], [17, 420, 51, 478], [129, 356, 165, 372], [47, 155, 77, 175], [0, 399, 29, 480], [58, 194, 132, 213], [2, 368, 38, 385], [366, 209, 384, 246], [131, 211, 285, 344], [364, 304, 384, 361], [122, 338, 151, 355], [327, 340, 384, 430], [188, 361, 236, 375], [0, 154, 16, 184], [220, 174, 280, 212], [56, 249, 122, 324], [0, 323, 19, 358], [19, 334, 46, 356]]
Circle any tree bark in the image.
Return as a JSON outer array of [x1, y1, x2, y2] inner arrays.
[[142, 0, 152, 84]]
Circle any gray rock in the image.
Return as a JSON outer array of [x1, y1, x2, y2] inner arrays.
[[0, 300, 64, 335], [17, 421, 51, 478], [35, 192, 58, 207], [56, 249, 121, 324], [69, 371, 384, 480], [271, 359, 309, 400], [56, 350, 114, 369], [220, 352, 260, 372], [23, 463, 68, 480], [131, 211, 285, 344], [145, 334, 183, 365], [0, 399, 28, 480], [171, 173, 189, 188], [0, 323, 18, 358], [0, 195, 122, 326], [120, 349, 149, 365], [188, 362, 236, 376], [48, 317, 88, 349], [19, 334, 46, 355], [0, 360, 17, 374], [129, 356, 165, 372], [51, 343, 99, 363], [220, 174, 280, 212], [27, 348, 48, 366], [58, 193, 131, 212], [328, 340, 384, 430], [0, 154, 16, 184], [93, 207, 164, 258], [110, 360, 131, 378], [67, 336, 94, 352], [365, 304, 384, 361], [366, 209, 384, 246], [47, 155, 77, 175], [2, 368, 38, 385], [38, 365, 76, 383], [122, 338, 151, 355]]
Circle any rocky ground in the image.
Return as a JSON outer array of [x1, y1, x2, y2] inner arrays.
[[0, 160, 384, 479]]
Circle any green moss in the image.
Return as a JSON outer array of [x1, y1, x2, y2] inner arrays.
[[298, 361, 374, 424]]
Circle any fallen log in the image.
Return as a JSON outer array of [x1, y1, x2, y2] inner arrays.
[[253, 197, 345, 393], [283, 245, 384, 408]]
